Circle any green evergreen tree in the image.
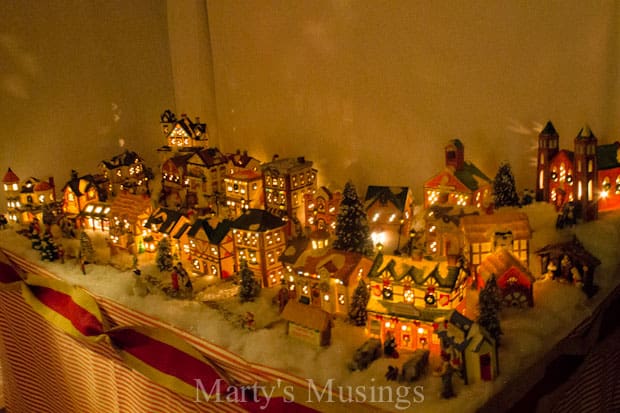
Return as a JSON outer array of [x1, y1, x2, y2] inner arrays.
[[40, 231, 58, 261], [493, 162, 520, 207], [156, 236, 174, 272], [333, 181, 374, 256], [477, 274, 503, 346], [79, 231, 95, 263], [348, 279, 370, 326], [238, 260, 260, 303]]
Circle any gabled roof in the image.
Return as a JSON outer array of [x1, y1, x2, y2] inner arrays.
[[101, 150, 144, 169], [281, 301, 331, 331], [364, 186, 411, 212], [460, 211, 531, 243], [62, 174, 99, 197], [597, 142, 620, 170], [166, 153, 194, 168], [287, 247, 372, 286], [20, 177, 41, 193], [2, 168, 19, 184], [227, 150, 260, 168], [231, 209, 285, 232], [189, 147, 228, 167], [368, 253, 462, 290], [478, 248, 534, 285], [453, 161, 491, 191], [535, 237, 601, 268], [228, 169, 262, 181], [188, 218, 233, 245], [144, 207, 187, 235], [109, 192, 152, 223], [166, 114, 208, 141], [280, 237, 312, 266], [551, 149, 574, 164], [576, 125, 596, 141]]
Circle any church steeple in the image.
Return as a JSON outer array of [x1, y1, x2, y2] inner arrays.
[[574, 125, 598, 221], [536, 121, 559, 202]]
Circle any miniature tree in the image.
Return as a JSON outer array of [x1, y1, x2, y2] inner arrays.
[[40, 231, 58, 262], [333, 181, 373, 256], [348, 279, 370, 326], [477, 274, 503, 346], [493, 162, 520, 208], [156, 236, 174, 272], [238, 260, 260, 303], [79, 231, 95, 263]]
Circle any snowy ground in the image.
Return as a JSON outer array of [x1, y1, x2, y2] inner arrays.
[[1, 202, 619, 412]]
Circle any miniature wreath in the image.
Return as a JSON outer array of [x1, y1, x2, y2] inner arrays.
[[424, 293, 436, 305]]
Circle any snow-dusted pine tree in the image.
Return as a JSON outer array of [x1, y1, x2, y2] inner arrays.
[[477, 274, 503, 346], [493, 162, 520, 208], [40, 231, 58, 261], [348, 279, 370, 326], [238, 260, 260, 303], [79, 231, 95, 263], [156, 236, 174, 272], [333, 181, 373, 256]]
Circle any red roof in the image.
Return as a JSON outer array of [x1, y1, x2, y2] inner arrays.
[[2, 168, 19, 184]]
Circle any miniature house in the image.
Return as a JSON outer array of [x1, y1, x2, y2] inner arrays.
[[478, 248, 535, 307], [535, 237, 601, 296], [160, 153, 192, 207], [187, 218, 234, 279], [144, 207, 192, 257], [81, 202, 111, 231], [61, 171, 107, 226], [261, 156, 317, 235], [281, 300, 332, 347], [224, 169, 264, 218], [423, 139, 492, 209], [434, 310, 498, 384], [366, 252, 469, 353], [230, 208, 287, 287], [2, 168, 21, 223], [15, 176, 56, 226], [159, 110, 208, 156], [108, 193, 153, 254], [99, 150, 153, 196], [226, 149, 262, 175], [280, 242, 373, 316], [460, 211, 532, 284], [364, 186, 414, 253], [184, 147, 228, 210], [424, 205, 479, 260], [536, 122, 604, 221], [303, 186, 342, 234]]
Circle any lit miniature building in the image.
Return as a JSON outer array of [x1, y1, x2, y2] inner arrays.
[[280, 237, 373, 316], [434, 310, 498, 384], [160, 153, 193, 207], [99, 150, 153, 196], [230, 208, 287, 287], [108, 193, 153, 254], [159, 110, 208, 157], [144, 207, 191, 257], [366, 252, 469, 353], [423, 139, 492, 209], [16, 176, 56, 225], [262, 156, 317, 235], [460, 211, 532, 285], [182, 147, 229, 210], [61, 170, 107, 226], [536, 122, 601, 221], [364, 186, 414, 253], [80, 202, 111, 231], [478, 248, 535, 307], [303, 186, 342, 234], [2, 168, 21, 223], [224, 169, 264, 218], [226, 149, 262, 175], [424, 205, 478, 260], [187, 218, 234, 279]]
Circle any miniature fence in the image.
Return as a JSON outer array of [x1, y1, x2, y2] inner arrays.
[[0, 249, 379, 413]]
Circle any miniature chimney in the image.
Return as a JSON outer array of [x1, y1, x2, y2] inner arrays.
[[272, 154, 280, 161], [297, 156, 306, 164], [445, 139, 465, 171]]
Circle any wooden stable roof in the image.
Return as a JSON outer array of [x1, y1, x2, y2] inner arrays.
[[281, 301, 331, 331], [109, 192, 152, 223]]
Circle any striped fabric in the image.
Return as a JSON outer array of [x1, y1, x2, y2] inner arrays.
[[0, 249, 381, 413]]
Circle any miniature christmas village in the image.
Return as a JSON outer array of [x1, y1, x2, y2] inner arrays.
[[1, 113, 620, 411]]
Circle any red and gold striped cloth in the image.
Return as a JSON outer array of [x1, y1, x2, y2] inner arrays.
[[0, 250, 359, 413]]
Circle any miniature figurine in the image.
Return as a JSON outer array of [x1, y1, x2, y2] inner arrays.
[[156, 237, 174, 272], [383, 331, 399, 358], [79, 231, 95, 263], [170, 265, 180, 292], [242, 311, 256, 331], [385, 365, 399, 381], [434, 352, 456, 399], [132, 269, 149, 297], [0, 214, 7, 229], [80, 255, 86, 275], [276, 279, 290, 314]]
